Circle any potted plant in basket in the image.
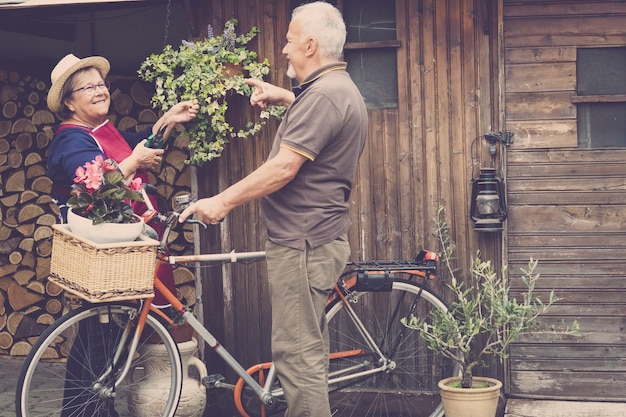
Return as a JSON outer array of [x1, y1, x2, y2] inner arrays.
[[66, 155, 146, 244], [402, 207, 578, 417], [138, 18, 285, 166]]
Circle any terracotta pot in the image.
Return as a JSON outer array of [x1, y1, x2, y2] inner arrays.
[[438, 376, 502, 417], [67, 209, 144, 244], [222, 62, 242, 77]]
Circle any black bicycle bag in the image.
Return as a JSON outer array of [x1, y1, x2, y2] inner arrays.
[[355, 272, 394, 292]]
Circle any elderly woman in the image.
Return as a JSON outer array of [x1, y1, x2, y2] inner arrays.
[[47, 53, 199, 222], [46, 54, 199, 417], [46, 53, 198, 306]]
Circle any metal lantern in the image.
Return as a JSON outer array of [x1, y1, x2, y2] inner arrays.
[[469, 167, 507, 232]]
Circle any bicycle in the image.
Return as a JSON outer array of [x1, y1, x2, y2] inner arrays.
[[16, 194, 458, 417]]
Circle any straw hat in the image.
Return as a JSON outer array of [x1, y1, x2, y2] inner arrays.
[[47, 54, 110, 112]]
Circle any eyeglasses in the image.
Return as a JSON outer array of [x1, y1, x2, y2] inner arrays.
[[72, 81, 110, 95]]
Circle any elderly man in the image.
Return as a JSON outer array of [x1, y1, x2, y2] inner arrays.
[[181, 3, 368, 416]]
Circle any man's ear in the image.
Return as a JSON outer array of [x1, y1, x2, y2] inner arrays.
[[305, 38, 317, 56]]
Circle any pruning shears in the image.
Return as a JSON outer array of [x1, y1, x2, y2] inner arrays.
[[145, 124, 168, 149]]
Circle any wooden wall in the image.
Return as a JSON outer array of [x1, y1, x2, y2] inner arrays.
[[504, 0, 626, 400], [192, 0, 502, 386]]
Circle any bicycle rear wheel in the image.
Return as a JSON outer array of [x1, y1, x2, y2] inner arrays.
[[16, 302, 183, 417], [325, 279, 458, 417]]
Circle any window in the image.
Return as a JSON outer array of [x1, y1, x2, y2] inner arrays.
[[343, 0, 399, 109], [575, 47, 626, 148]]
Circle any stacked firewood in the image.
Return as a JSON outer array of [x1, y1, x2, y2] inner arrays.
[[0, 68, 196, 356]]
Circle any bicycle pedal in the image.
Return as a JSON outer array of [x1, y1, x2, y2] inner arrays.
[[202, 374, 226, 389]]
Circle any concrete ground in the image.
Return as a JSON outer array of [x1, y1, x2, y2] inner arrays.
[[0, 357, 22, 417]]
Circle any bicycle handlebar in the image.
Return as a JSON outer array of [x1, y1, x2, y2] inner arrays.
[[139, 191, 210, 249]]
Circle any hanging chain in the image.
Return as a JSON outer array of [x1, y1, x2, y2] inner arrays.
[[161, 0, 173, 198], [163, 0, 172, 47]]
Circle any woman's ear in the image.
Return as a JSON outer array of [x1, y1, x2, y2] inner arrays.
[[63, 99, 74, 113]]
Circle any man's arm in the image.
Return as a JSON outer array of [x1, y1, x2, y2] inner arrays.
[[179, 147, 308, 224]]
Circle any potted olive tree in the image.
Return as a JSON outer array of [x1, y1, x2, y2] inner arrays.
[[138, 19, 284, 165], [402, 207, 578, 417]]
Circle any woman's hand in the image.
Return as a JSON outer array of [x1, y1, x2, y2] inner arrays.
[[167, 99, 200, 124], [132, 140, 164, 171], [116, 140, 163, 180], [152, 99, 200, 139], [152, 99, 200, 141]]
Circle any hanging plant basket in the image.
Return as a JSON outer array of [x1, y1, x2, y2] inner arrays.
[[138, 19, 285, 166]]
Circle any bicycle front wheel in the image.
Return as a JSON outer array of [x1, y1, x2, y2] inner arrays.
[[16, 302, 183, 417], [326, 279, 458, 417]]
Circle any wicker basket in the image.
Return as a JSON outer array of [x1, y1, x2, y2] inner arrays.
[[49, 224, 159, 303]]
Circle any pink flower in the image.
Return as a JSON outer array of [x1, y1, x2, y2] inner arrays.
[[74, 157, 104, 190], [74, 166, 87, 182], [102, 158, 117, 172], [129, 177, 143, 191], [69, 156, 144, 224]]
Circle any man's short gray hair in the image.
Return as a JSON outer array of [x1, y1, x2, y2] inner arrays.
[[292, 1, 346, 60]]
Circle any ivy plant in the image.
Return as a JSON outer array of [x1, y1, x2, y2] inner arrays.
[[138, 19, 284, 165]]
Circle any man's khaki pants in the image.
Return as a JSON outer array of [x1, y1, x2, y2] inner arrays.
[[265, 235, 350, 417]]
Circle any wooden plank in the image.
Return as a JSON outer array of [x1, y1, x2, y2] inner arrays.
[[504, 12, 626, 49], [508, 177, 626, 192], [505, 16, 626, 41], [505, 1, 626, 18], [506, 34, 626, 49], [418, 0, 441, 252], [508, 246, 626, 261], [511, 357, 626, 373], [508, 191, 626, 205], [508, 233, 626, 248], [507, 205, 626, 232], [509, 275, 626, 292], [506, 120, 576, 149], [510, 303, 626, 317], [510, 346, 626, 372], [354, 113, 377, 260], [506, 63, 575, 93], [508, 259, 626, 277], [369, 110, 389, 258], [344, 40, 402, 49], [505, 399, 626, 417], [507, 148, 626, 163], [509, 371, 626, 401], [395, 0, 417, 261], [508, 160, 626, 177], [505, 46, 576, 64], [510, 344, 626, 360], [454, 0, 478, 273], [505, 92, 576, 120], [403, 0, 429, 259], [572, 94, 626, 103], [509, 292, 626, 312]]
